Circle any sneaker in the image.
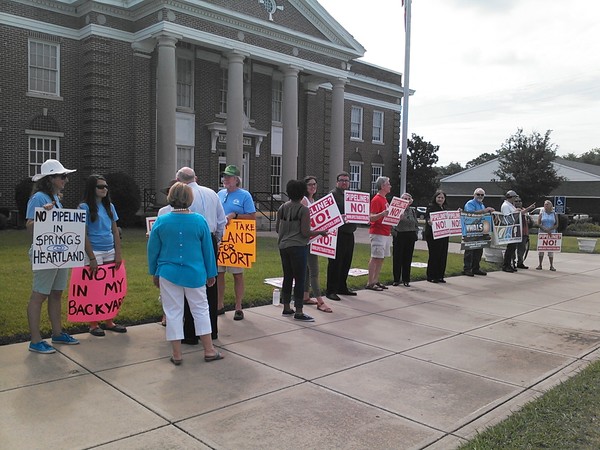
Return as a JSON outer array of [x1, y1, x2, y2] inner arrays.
[[294, 313, 315, 322], [29, 340, 56, 354], [462, 270, 474, 277], [233, 310, 244, 321], [51, 332, 80, 345], [282, 308, 295, 316], [473, 270, 487, 276]]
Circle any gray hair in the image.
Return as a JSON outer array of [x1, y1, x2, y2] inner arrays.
[[375, 176, 389, 191], [473, 188, 485, 196], [176, 167, 195, 184]]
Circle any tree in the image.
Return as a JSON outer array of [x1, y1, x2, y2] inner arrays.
[[402, 134, 440, 205], [436, 162, 464, 178], [466, 152, 497, 168], [563, 148, 600, 166], [494, 129, 564, 202]]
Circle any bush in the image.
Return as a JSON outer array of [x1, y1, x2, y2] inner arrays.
[[15, 177, 34, 221], [566, 222, 600, 233], [0, 213, 7, 230], [104, 172, 142, 227]]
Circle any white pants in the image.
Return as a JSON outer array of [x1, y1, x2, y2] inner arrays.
[[159, 278, 211, 341]]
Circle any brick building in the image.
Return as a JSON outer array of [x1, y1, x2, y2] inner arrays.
[[0, 0, 404, 217]]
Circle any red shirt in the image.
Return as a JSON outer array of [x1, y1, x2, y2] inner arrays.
[[369, 194, 391, 236]]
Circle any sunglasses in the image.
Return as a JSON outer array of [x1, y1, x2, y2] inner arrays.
[[96, 185, 108, 190], [54, 174, 69, 180], [475, 193, 484, 197]]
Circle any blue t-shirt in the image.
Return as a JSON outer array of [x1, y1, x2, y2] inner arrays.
[[218, 188, 256, 215], [79, 202, 119, 252], [464, 198, 485, 213], [26, 191, 62, 219]]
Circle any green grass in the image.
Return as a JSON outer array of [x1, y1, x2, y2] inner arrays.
[[459, 360, 600, 449], [0, 227, 476, 343]]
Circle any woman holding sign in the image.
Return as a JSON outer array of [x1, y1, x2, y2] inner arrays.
[[537, 200, 558, 271], [80, 175, 126, 336], [148, 183, 222, 365], [301, 176, 332, 313], [392, 193, 419, 287], [424, 190, 449, 283], [25, 159, 80, 354]]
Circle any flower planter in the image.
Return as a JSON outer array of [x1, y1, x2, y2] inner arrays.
[[577, 238, 597, 253]]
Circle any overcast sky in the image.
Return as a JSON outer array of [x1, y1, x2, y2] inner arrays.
[[318, 0, 600, 166]]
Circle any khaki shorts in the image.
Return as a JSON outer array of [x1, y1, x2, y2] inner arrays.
[[370, 234, 392, 258], [218, 266, 245, 275]]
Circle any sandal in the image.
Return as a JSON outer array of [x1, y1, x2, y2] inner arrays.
[[303, 298, 318, 305], [365, 284, 383, 291], [317, 302, 333, 313], [90, 327, 105, 337], [204, 351, 224, 362], [102, 323, 127, 333], [375, 282, 388, 290], [170, 356, 182, 366]]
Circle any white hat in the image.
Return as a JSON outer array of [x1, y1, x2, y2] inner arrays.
[[32, 159, 77, 182]]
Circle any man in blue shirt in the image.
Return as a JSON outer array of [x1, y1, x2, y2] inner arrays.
[[462, 188, 495, 276]]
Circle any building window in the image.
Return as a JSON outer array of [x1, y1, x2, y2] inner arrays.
[[371, 165, 383, 195], [177, 146, 193, 169], [372, 111, 384, 143], [272, 80, 283, 122], [176, 56, 193, 109], [29, 136, 59, 178], [350, 106, 363, 140], [29, 40, 59, 96], [349, 163, 362, 191], [220, 69, 228, 114], [271, 156, 282, 195]]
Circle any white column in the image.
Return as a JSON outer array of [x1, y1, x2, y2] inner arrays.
[[330, 78, 346, 187], [226, 51, 246, 170], [282, 66, 300, 185], [155, 33, 178, 201]]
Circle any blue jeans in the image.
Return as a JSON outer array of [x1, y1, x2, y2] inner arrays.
[[279, 246, 308, 308]]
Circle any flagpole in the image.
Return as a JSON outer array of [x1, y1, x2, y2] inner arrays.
[[400, 0, 412, 195]]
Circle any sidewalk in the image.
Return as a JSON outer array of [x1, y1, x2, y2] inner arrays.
[[1, 252, 599, 449]]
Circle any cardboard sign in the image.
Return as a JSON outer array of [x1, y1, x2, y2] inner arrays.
[[430, 210, 462, 240], [217, 219, 256, 268], [537, 232, 562, 252], [344, 191, 370, 224], [492, 212, 522, 245], [68, 261, 127, 322], [310, 228, 338, 259], [146, 216, 157, 235], [382, 197, 410, 226], [309, 194, 343, 241], [460, 213, 493, 250], [32, 207, 87, 270]]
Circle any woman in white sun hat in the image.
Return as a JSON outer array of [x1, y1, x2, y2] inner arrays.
[[26, 159, 80, 354]]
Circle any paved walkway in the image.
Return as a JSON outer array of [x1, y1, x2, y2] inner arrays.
[[1, 251, 599, 449]]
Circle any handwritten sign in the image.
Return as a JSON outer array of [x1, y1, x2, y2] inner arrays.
[[68, 261, 127, 322], [309, 194, 342, 241], [310, 227, 338, 259], [382, 197, 410, 226], [32, 207, 87, 270], [492, 212, 522, 245], [537, 232, 562, 252], [344, 191, 370, 224], [217, 219, 256, 268], [430, 210, 462, 240], [460, 213, 493, 250]]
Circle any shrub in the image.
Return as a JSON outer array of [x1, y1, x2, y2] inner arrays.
[[15, 177, 34, 222], [0, 213, 7, 230], [104, 172, 142, 227], [567, 222, 600, 233]]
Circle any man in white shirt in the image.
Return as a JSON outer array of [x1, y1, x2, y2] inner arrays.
[[500, 190, 520, 273]]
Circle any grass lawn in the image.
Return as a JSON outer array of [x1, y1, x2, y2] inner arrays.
[[0, 227, 482, 343]]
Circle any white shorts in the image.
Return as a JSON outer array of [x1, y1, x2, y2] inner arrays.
[[370, 234, 391, 258], [85, 249, 115, 265]]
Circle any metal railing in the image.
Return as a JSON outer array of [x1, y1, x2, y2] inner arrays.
[[252, 191, 287, 231]]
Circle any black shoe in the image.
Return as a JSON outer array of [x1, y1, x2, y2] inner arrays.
[[473, 270, 487, 276], [462, 270, 474, 277], [326, 293, 341, 301], [233, 310, 244, 321], [427, 279, 439, 283], [502, 266, 515, 273], [437, 279, 446, 283], [217, 308, 225, 316], [516, 264, 528, 269], [339, 290, 357, 296], [181, 338, 199, 345], [392, 281, 400, 287], [211, 334, 218, 340], [403, 282, 410, 287]]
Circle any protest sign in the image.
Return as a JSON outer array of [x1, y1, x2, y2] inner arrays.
[[32, 207, 87, 270], [217, 219, 256, 268], [537, 233, 562, 252], [68, 261, 127, 322], [309, 193, 343, 241], [310, 227, 337, 259], [492, 212, 522, 245], [382, 197, 410, 226], [146, 216, 157, 235], [344, 191, 370, 224], [430, 210, 462, 240], [460, 213, 493, 250]]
